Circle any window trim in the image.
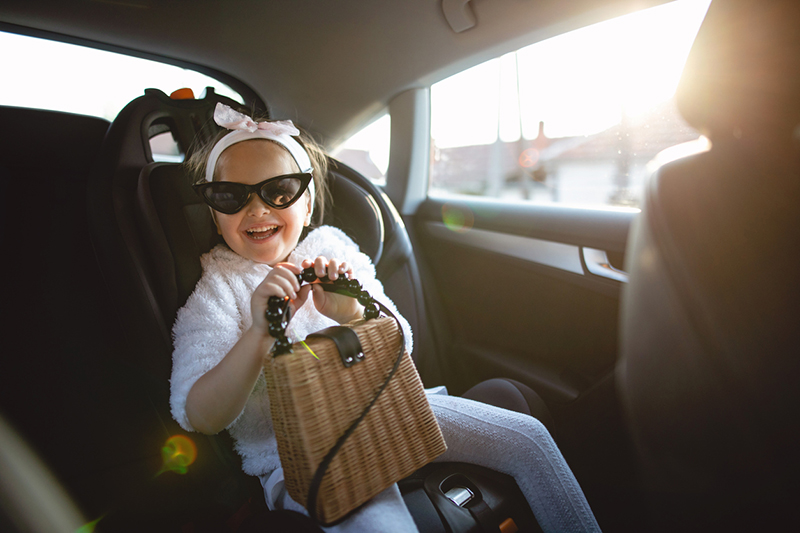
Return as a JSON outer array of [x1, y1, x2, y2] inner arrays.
[[385, 87, 431, 216]]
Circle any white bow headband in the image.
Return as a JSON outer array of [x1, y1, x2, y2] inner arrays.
[[205, 103, 315, 214]]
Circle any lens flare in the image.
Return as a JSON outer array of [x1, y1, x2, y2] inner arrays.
[[76, 517, 103, 533], [301, 340, 320, 359], [159, 435, 197, 475], [442, 203, 474, 233], [518, 148, 540, 168]]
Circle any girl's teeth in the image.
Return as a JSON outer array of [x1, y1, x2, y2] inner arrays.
[[246, 226, 278, 239]]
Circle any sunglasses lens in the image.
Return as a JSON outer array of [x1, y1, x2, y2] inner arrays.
[[203, 183, 248, 214], [260, 176, 305, 207]]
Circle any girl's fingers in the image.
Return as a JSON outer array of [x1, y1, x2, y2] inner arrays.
[[314, 256, 328, 279], [258, 264, 302, 299], [299, 257, 350, 284], [274, 262, 302, 277], [279, 276, 299, 299], [276, 265, 300, 299], [342, 263, 353, 279], [327, 258, 341, 280], [259, 277, 296, 300]]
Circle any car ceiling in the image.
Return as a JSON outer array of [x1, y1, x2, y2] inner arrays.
[[0, 0, 667, 146]]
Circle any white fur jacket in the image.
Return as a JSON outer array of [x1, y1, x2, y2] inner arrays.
[[170, 225, 413, 477]]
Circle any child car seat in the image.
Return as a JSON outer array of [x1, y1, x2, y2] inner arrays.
[[90, 88, 547, 532]]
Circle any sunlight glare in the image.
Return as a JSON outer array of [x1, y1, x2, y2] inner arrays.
[[432, 0, 711, 147], [0, 31, 242, 121]]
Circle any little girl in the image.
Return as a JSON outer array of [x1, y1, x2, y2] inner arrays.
[[170, 103, 601, 532]]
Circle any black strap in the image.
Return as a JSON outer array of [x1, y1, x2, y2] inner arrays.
[[307, 326, 364, 368]]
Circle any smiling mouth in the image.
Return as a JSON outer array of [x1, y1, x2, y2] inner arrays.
[[245, 225, 280, 240]]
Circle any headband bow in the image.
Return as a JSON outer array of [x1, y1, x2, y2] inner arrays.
[[214, 104, 300, 137], [204, 103, 315, 214]]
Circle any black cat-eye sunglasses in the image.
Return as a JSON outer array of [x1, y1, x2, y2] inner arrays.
[[193, 173, 312, 214]]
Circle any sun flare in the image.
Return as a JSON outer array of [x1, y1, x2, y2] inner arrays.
[[432, 0, 711, 147]]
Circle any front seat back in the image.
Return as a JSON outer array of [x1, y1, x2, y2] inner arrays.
[[616, 1, 800, 530]]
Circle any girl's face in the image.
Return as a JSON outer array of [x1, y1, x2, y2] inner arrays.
[[214, 140, 311, 265]]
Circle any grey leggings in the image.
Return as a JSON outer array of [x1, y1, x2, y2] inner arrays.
[[262, 392, 601, 532]]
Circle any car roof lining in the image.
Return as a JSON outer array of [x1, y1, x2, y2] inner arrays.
[[0, 0, 669, 146]]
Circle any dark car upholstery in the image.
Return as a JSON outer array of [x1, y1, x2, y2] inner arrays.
[[617, 0, 800, 530], [0, 104, 259, 530]]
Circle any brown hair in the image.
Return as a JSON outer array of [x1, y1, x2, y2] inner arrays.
[[184, 114, 330, 225]]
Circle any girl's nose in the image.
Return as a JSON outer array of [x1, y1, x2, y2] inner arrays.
[[245, 195, 271, 215]]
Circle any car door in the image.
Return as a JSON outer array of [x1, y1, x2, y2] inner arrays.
[[376, 4, 710, 528]]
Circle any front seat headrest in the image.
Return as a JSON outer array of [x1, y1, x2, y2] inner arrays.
[[676, 0, 800, 140]]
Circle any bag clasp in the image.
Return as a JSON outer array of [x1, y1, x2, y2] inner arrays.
[[307, 326, 365, 368]]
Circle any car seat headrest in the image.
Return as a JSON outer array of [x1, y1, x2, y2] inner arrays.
[[676, 0, 800, 141], [104, 87, 257, 170]]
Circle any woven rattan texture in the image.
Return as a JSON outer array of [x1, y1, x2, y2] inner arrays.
[[265, 317, 446, 523]]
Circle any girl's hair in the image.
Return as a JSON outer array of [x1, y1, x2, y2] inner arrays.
[[184, 113, 331, 226]]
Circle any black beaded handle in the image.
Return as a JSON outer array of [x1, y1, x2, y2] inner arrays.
[[265, 266, 381, 356]]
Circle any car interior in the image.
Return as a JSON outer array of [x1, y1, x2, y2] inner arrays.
[[1, 0, 798, 532]]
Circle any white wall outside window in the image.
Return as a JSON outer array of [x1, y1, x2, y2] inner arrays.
[[331, 113, 391, 186]]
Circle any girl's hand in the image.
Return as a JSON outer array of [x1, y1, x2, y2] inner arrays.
[[299, 256, 364, 324], [250, 262, 306, 336]]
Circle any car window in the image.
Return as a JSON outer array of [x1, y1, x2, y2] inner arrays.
[[0, 31, 244, 162], [331, 113, 391, 186], [429, 0, 711, 209]]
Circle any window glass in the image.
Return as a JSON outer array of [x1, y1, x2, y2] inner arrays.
[[430, 0, 711, 209], [149, 131, 184, 163], [0, 31, 243, 122], [332, 113, 391, 186]]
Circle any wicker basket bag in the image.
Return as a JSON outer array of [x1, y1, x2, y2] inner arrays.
[[263, 272, 447, 525]]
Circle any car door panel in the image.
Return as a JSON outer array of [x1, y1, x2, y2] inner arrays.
[[414, 197, 633, 399]]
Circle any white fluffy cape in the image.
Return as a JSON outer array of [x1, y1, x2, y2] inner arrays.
[[169, 225, 412, 476]]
